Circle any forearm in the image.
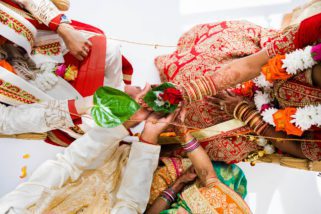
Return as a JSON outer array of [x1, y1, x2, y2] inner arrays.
[[112, 142, 160, 214], [233, 102, 305, 158], [146, 180, 185, 214], [182, 135, 216, 184], [0, 125, 129, 212], [0, 100, 74, 134], [180, 50, 269, 103], [212, 50, 269, 91], [17, 0, 63, 31]]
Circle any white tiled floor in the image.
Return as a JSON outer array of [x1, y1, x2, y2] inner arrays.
[[1, 1, 321, 213]]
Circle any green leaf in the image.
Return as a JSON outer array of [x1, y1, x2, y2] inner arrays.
[[91, 86, 140, 128], [143, 82, 178, 114]]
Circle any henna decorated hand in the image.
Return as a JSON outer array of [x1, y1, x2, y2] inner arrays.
[[206, 90, 244, 116]]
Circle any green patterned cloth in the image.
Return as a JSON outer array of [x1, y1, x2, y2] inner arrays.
[[160, 162, 247, 214]]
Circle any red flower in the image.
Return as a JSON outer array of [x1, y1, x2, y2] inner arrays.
[[160, 88, 183, 105]]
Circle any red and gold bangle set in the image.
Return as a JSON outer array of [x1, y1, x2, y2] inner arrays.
[[181, 76, 217, 104], [233, 101, 268, 135]]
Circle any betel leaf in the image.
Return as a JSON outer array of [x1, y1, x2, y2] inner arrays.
[[91, 86, 140, 128], [143, 82, 178, 113]]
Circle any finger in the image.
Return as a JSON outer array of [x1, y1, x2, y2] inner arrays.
[[80, 50, 88, 58], [206, 96, 223, 105], [85, 40, 92, 47], [135, 83, 151, 102], [76, 54, 84, 61], [179, 108, 187, 123], [165, 108, 180, 122], [83, 46, 90, 53], [151, 84, 159, 88], [226, 89, 236, 97]]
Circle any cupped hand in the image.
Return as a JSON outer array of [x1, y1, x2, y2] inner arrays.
[[141, 109, 181, 144], [57, 24, 92, 61], [177, 166, 197, 184], [206, 90, 244, 116]]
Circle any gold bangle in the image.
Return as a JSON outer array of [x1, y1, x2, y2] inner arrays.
[[249, 116, 262, 128], [233, 101, 248, 119], [200, 77, 210, 96], [187, 83, 197, 101], [191, 80, 202, 100], [257, 123, 269, 135], [205, 76, 217, 96], [245, 111, 260, 125], [181, 84, 192, 104], [202, 77, 213, 95]]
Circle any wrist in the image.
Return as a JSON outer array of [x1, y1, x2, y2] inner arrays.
[[140, 131, 158, 145], [57, 23, 73, 37], [171, 179, 186, 193]]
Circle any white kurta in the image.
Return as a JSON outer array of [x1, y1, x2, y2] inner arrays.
[[0, 125, 160, 214], [0, 100, 73, 134]]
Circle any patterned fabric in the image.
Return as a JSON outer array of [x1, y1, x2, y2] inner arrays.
[[273, 71, 321, 160], [162, 182, 250, 214], [155, 20, 299, 163], [150, 158, 248, 208]]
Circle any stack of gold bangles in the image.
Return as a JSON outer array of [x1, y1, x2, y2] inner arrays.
[[233, 101, 268, 135], [180, 76, 217, 104]]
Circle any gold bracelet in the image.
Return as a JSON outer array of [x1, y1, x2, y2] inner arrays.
[[181, 84, 192, 104], [191, 80, 202, 100], [233, 101, 249, 119], [233, 101, 249, 120], [245, 111, 260, 125], [249, 115, 262, 128]]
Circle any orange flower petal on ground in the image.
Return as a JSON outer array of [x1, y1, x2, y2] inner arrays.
[[261, 55, 292, 82], [273, 108, 303, 136], [22, 154, 30, 159], [19, 166, 27, 179]]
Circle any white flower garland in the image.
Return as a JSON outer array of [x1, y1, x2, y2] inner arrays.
[[253, 45, 321, 132]]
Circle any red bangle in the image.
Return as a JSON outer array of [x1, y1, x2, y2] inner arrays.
[[139, 136, 155, 145]]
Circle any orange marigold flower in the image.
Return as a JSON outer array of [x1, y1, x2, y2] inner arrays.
[[261, 55, 292, 82], [0, 60, 15, 74], [273, 108, 303, 136]]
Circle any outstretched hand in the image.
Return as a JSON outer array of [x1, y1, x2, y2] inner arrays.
[[206, 90, 244, 116], [141, 109, 181, 144], [57, 24, 92, 61]]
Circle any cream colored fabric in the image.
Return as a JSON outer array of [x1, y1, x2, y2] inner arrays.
[[112, 142, 160, 214], [15, 0, 62, 26], [0, 100, 73, 134], [0, 125, 129, 213], [0, 125, 160, 214]]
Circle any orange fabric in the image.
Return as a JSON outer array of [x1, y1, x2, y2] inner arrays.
[[0, 60, 14, 73], [261, 55, 291, 82], [273, 108, 303, 136]]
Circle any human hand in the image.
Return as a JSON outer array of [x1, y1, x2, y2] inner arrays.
[[57, 24, 92, 61], [141, 109, 180, 144], [171, 166, 197, 194], [206, 90, 244, 116], [174, 108, 193, 143], [74, 95, 93, 115], [177, 166, 197, 184]]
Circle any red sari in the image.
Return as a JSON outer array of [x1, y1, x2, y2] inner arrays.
[[155, 15, 321, 163]]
